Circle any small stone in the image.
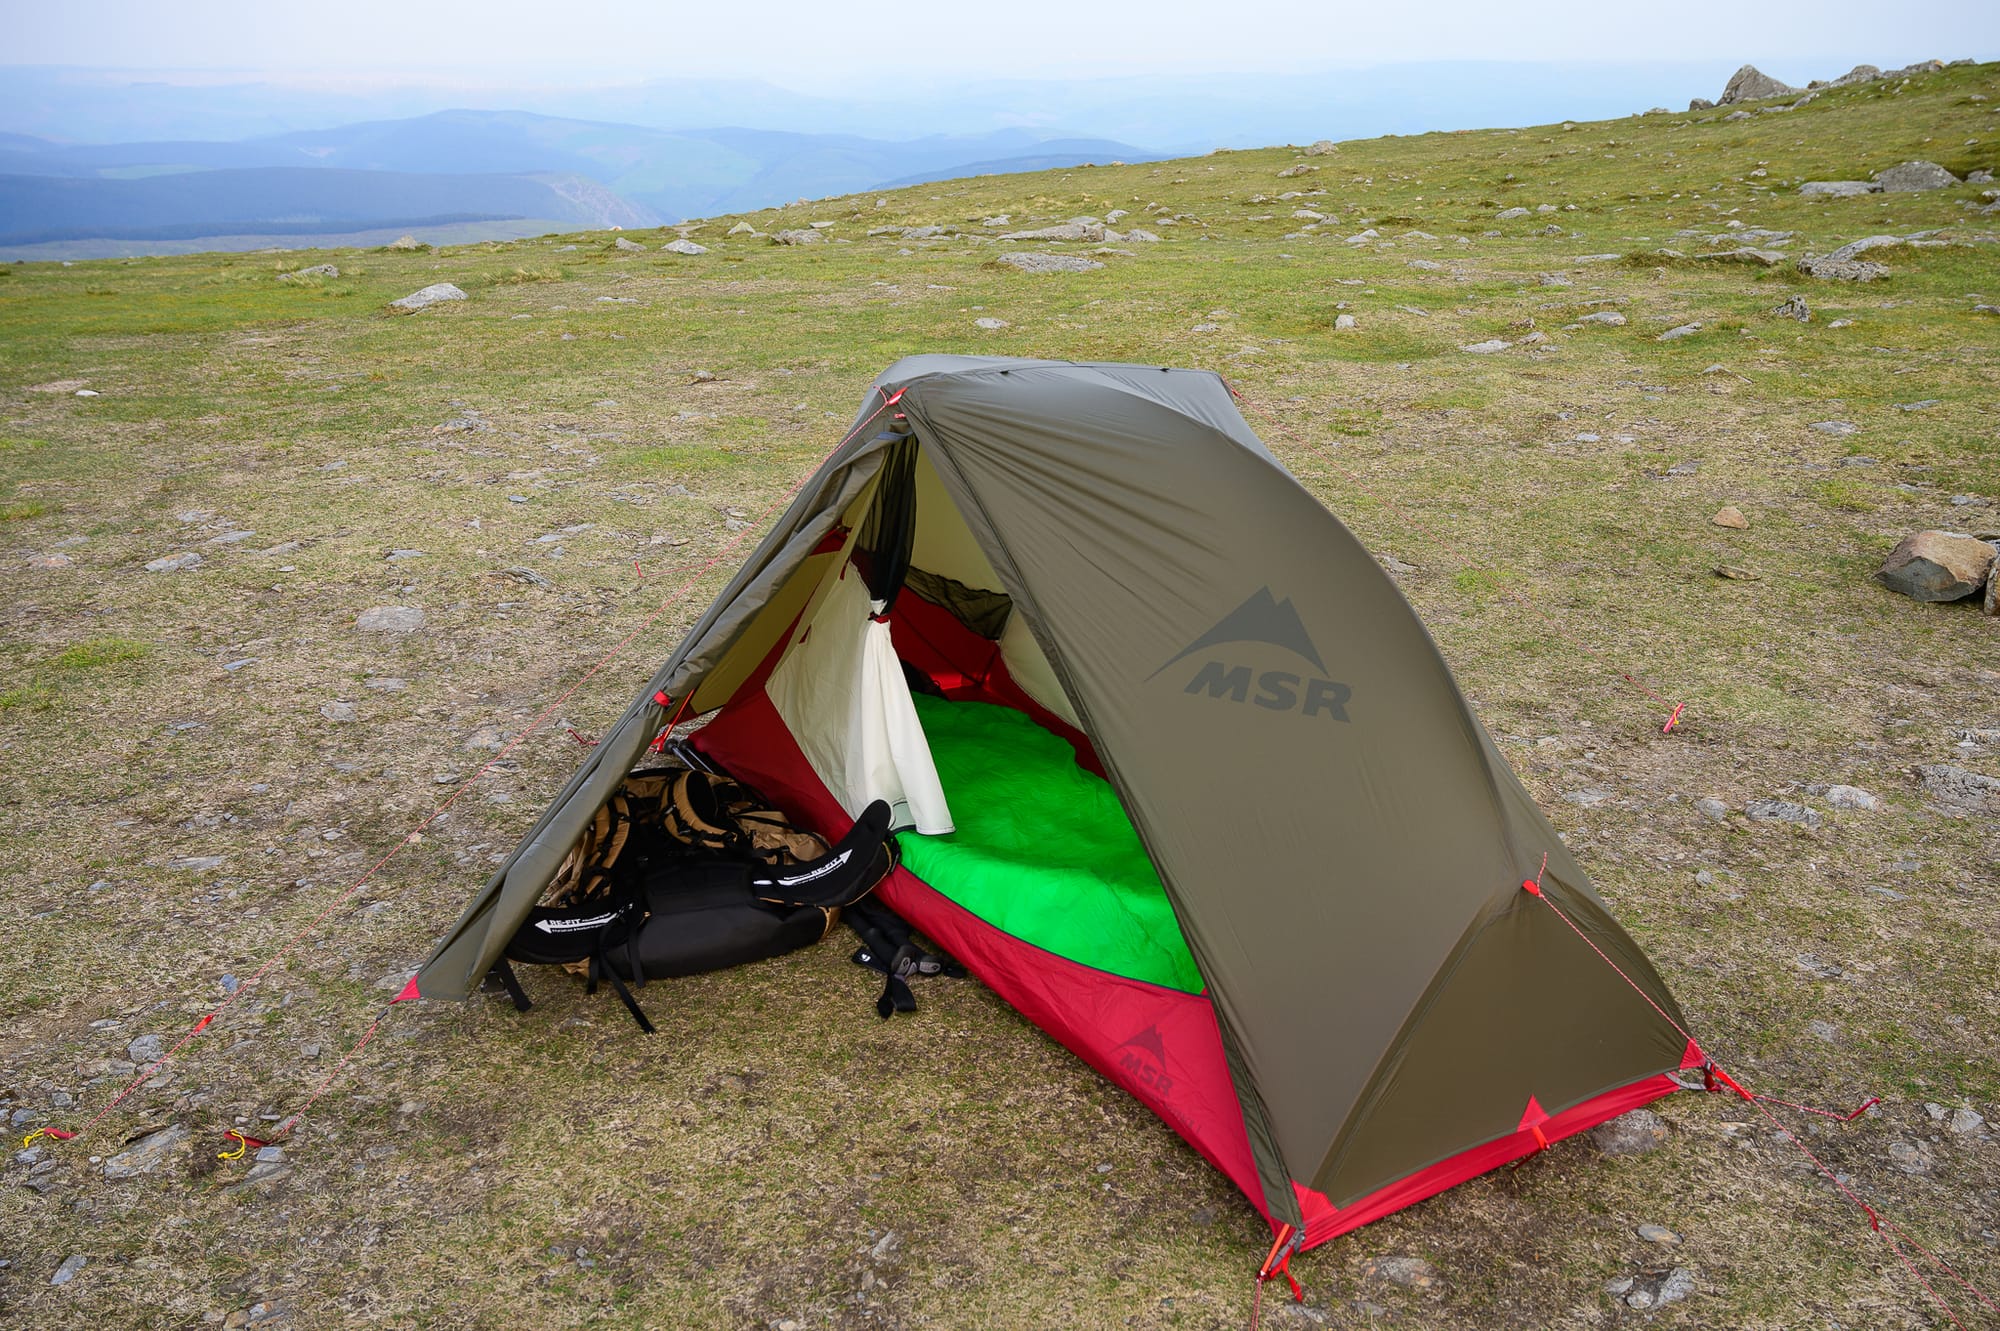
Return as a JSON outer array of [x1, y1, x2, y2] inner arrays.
[[388, 283, 467, 312], [1808, 1019, 1840, 1041], [1565, 787, 1614, 807], [1711, 506, 1748, 529], [1772, 295, 1811, 322], [364, 676, 406, 691], [1637, 1224, 1681, 1245], [355, 605, 426, 633], [726, 222, 756, 237], [612, 237, 646, 253], [1592, 1108, 1668, 1155], [661, 239, 707, 255], [1648, 1268, 1697, 1310], [770, 229, 824, 246], [145, 552, 201, 573], [1745, 799, 1820, 827], [51, 1254, 87, 1286], [103, 1124, 189, 1179], [1658, 322, 1703, 341], [1949, 1108, 1984, 1135], [1825, 784, 1879, 811], [1578, 310, 1627, 326], [973, 317, 1009, 330], [1605, 1276, 1636, 1296], [28, 553, 73, 569], [127, 1034, 164, 1063], [1461, 339, 1511, 354], [1798, 256, 1889, 282], [996, 252, 1103, 274], [1887, 1140, 1933, 1174], [1809, 420, 1858, 436], [1334, 314, 1357, 331], [1828, 318, 1853, 328], [1357, 1255, 1441, 1290], [319, 702, 358, 723], [1713, 565, 1759, 580], [1495, 207, 1531, 220], [1695, 797, 1728, 822]]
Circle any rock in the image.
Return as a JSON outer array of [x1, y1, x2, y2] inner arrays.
[[1799, 181, 1878, 197], [1773, 295, 1811, 321], [1723, 110, 1753, 122], [1809, 420, 1858, 436], [1565, 787, 1614, 808], [51, 1254, 86, 1286], [1874, 161, 1960, 192], [1706, 247, 1787, 266], [1719, 65, 1800, 103], [1592, 1108, 1668, 1155], [1826, 785, 1880, 811], [1578, 310, 1627, 326], [1637, 1224, 1682, 1245], [1460, 339, 1511, 354], [1125, 229, 1161, 243], [1658, 322, 1703, 341], [1887, 1140, 1933, 1174], [1695, 797, 1729, 822], [1538, 272, 1573, 287], [1495, 206, 1531, 220], [972, 317, 1009, 330], [996, 253, 1103, 274], [226, 1159, 293, 1193], [1745, 799, 1820, 827], [1988, 566, 2000, 617], [389, 283, 467, 312], [1407, 258, 1445, 271], [103, 1124, 188, 1179], [1948, 1107, 1985, 1135], [1798, 256, 1888, 281], [280, 264, 338, 281], [1711, 506, 1749, 529], [355, 605, 426, 633], [144, 552, 201, 573], [661, 239, 707, 255], [999, 221, 1104, 242], [127, 1034, 164, 1063], [1357, 1256, 1441, 1290], [1915, 763, 2000, 813], [319, 701, 357, 723], [462, 724, 507, 752], [1344, 229, 1379, 243], [1334, 314, 1357, 331], [726, 222, 757, 236], [1304, 140, 1338, 155], [1826, 234, 1905, 263], [1632, 1267, 1697, 1311], [770, 229, 824, 246], [29, 553, 74, 569], [1290, 208, 1325, 222], [1808, 1019, 1840, 1041], [609, 236, 645, 253], [1875, 531, 1994, 601]]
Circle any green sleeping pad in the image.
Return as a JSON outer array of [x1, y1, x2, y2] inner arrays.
[[898, 694, 1203, 993]]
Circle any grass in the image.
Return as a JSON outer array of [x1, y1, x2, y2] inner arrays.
[[1, 57, 1998, 1331]]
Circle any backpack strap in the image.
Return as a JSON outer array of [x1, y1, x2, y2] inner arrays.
[[490, 958, 533, 1013], [844, 897, 963, 1018]]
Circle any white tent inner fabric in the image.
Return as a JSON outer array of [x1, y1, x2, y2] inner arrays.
[[766, 560, 955, 835]]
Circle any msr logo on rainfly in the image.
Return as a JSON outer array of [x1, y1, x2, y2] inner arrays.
[[1151, 587, 1352, 720]]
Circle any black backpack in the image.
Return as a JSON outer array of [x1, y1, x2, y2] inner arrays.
[[496, 800, 895, 1032]]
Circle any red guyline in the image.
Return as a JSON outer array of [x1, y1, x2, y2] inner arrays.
[[1520, 878, 1996, 1326], [1226, 385, 1687, 731], [41, 396, 901, 1148]]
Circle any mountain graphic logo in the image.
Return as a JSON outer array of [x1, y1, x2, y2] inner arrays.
[[1149, 586, 1326, 680], [1116, 1025, 1174, 1096]]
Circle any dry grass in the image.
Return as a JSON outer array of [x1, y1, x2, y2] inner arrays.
[[1, 59, 1998, 1330]]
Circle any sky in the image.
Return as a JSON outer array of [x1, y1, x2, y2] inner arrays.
[[7, 0, 1997, 87]]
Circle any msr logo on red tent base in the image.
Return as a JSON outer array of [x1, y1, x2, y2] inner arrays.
[[1151, 587, 1351, 721], [1117, 1024, 1175, 1097]]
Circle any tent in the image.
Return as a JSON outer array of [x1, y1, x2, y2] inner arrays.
[[414, 355, 1696, 1256]]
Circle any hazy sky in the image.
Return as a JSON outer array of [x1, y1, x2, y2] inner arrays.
[[8, 0, 1997, 85]]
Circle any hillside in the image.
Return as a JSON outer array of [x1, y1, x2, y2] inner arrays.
[[1, 58, 1997, 1330]]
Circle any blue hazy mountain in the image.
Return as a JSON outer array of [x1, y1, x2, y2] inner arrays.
[[0, 107, 1157, 254]]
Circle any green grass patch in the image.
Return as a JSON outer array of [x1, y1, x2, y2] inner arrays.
[[48, 637, 152, 671], [0, 498, 48, 520]]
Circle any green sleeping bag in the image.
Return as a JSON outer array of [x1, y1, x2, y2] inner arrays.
[[898, 694, 1204, 993]]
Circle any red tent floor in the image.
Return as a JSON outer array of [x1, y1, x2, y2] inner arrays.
[[694, 686, 1691, 1250]]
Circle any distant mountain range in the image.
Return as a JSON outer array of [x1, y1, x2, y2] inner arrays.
[[0, 109, 1159, 257]]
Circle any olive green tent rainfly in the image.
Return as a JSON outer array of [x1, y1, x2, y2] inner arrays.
[[415, 355, 1696, 1255]]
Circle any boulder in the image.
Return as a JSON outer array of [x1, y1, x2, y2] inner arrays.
[[999, 221, 1104, 242], [1873, 161, 1960, 192], [1460, 339, 1511, 354], [1875, 530, 1994, 601], [1658, 322, 1703, 341], [1304, 139, 1339, 156], [1719, 65, 1801, 104], [1688, 97, 1716, 111], [1712, 506, 1748, 529], [612, 236, 646, 252], [1334, 314, 1358, 331], [144, 552, 201, 573], [726, 222, 757, 237], [661, 239, 708, 255], [996, 252, 1103, 274], [1797, 256, 1888, 281], [1773, 295, 1811, 321], [770, 229, 824, 246], [1578, 310, 1627, 326], [387, 235, 421, 250], [388, 283, 467, 312], [1915, 764, 2000, 813], [1827, 234, 1904, 263], [1495, 206, 1531, 220], [1798, 180, 1878, 197], [1829, 64, 1883, 87]]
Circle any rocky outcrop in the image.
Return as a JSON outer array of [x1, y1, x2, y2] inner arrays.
[[1719, 65, 1801, 104], [1873, 161, 1961, 192]]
